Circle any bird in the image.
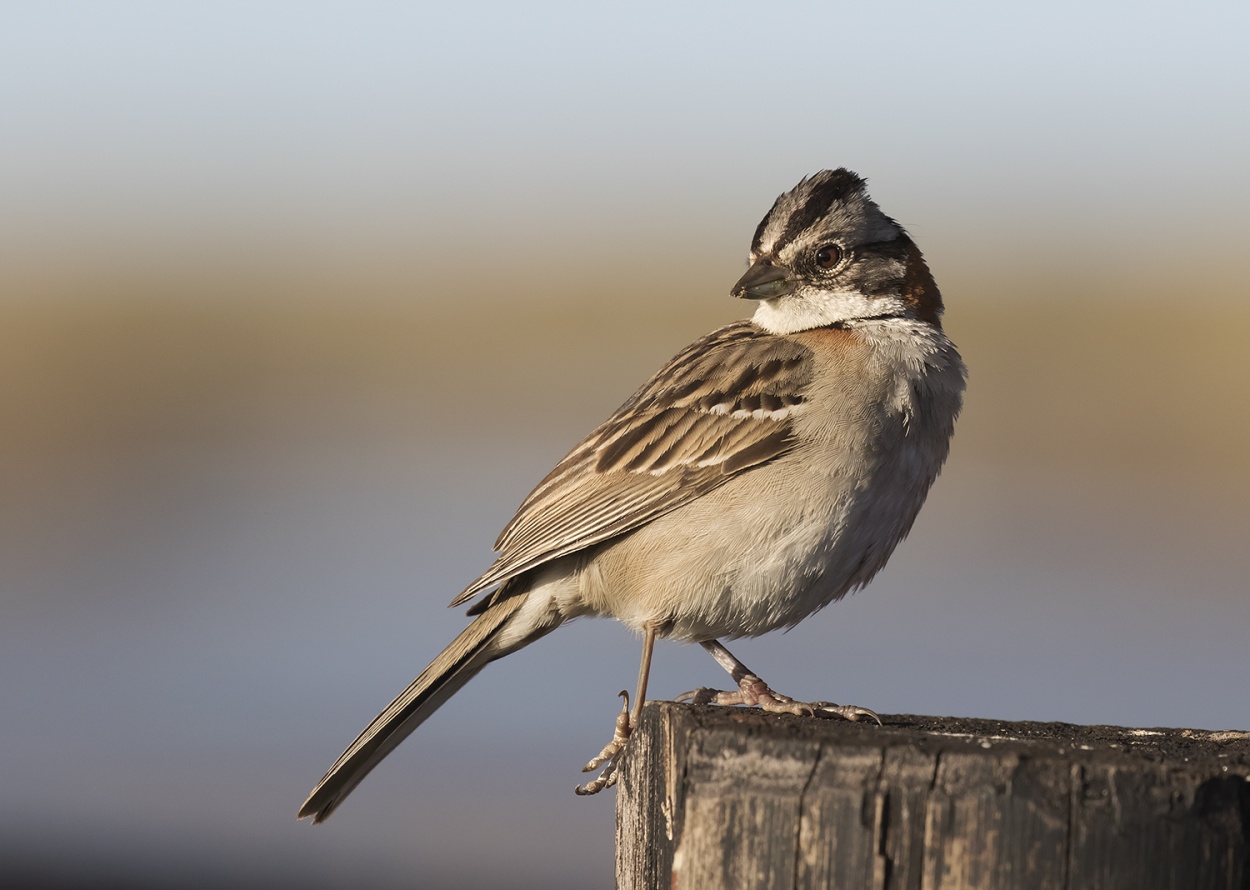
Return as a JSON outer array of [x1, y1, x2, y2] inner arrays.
[[298, 168, 966, 821]]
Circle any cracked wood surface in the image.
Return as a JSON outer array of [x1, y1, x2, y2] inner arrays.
[[615, 702, 1250, 890]]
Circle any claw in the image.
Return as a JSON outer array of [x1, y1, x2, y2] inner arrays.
[[574, 759, 619, 796], [811, 701, 882, 725], [581, 691, 631, 773], [575, 691, 632, 795]]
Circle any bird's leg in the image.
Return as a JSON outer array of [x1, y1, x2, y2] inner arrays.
[[576, 624, 656, 795], [676, 639, 881, 724]]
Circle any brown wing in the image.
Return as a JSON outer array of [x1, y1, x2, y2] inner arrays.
[[450, 321, 813, 608]]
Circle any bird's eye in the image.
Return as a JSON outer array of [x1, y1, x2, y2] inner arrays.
[[815, 244, 842, 269]]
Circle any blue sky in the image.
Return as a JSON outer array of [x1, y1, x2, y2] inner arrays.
[[4, 2, 1247, 277]]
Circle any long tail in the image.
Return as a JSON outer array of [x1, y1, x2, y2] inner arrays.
[[298, 594, 529, 823]]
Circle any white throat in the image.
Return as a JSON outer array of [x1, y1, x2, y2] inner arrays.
[[751, 291, 911, 335]]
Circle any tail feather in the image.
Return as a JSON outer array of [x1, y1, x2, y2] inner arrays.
[[298, 594, 527, 823]]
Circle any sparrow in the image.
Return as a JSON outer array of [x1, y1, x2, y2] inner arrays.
[[298, 168, 966, 821]]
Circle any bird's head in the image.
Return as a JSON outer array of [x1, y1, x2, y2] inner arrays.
[[734, 169, 943, 333]]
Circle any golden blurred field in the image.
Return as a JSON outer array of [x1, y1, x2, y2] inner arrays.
[[5, 263, 1247, 498]]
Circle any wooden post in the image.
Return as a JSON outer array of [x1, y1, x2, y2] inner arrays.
[[616, 702, 1250, 890]]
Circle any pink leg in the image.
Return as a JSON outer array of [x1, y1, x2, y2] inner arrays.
[[676, 640, 881, 723], [575, 624, 656, 795]]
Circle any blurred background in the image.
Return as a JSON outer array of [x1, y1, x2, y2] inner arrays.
[[3, 2, 1248, 887]]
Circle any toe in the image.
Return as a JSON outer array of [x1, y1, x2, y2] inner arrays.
[[813, 702, 882, 724]]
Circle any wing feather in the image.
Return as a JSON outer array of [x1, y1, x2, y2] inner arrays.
[[451, 321, 813, 608]]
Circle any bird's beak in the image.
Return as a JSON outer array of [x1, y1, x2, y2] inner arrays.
[[731, 260, 795, 300]]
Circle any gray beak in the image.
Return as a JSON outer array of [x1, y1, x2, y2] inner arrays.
[[731, 260, 795, 300]]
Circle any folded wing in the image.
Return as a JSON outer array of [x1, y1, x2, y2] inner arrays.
[[452, 321, 813, 609]]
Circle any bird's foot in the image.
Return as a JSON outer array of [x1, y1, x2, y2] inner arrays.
[[676, 673, 881, 724], [575, 691, 632, 795]]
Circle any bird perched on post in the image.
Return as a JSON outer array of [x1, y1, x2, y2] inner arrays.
[[299, 168, 966, 821]]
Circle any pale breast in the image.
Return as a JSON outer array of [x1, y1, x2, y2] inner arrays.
[[575, 319, 965, 642]]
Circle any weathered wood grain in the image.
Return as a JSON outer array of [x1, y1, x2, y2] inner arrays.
[[616, 703, 1250, 890]]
